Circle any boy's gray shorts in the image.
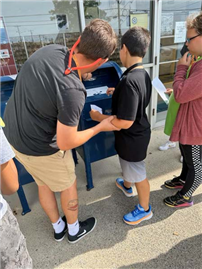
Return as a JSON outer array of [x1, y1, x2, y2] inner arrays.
[[119, 157, 146, 183]]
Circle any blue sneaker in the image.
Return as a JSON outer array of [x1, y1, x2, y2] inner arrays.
[[116, 178, 135, 197], [123, 204, 153, 225]]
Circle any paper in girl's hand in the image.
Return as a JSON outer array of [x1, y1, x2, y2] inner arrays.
[[152, 77, 169, 105], [90, 105, 103, 114]]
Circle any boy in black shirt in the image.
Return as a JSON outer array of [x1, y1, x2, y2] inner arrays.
[[90, 26, 153, 225]]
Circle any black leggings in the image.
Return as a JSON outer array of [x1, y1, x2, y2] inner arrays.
[[179, 144, 202, 197]]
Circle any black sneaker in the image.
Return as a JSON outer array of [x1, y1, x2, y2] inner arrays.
[[68, 217, 97, 244], [164, 177, 185, 189], [164, 191, 193, 208], [54, 216, 67, 242]]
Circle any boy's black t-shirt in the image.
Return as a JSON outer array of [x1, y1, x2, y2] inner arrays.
[[4, 44, 86, 156], [112, 68, 152, 162]]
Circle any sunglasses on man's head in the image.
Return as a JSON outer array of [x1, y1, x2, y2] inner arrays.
[[186, 34, 201, 43]]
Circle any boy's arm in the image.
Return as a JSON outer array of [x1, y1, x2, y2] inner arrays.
[[1, 160, 19, 195], [111, 117, 134, 129], [90, 110, 133, 129], [90, 110, 110, 122], [0, 129, 19, 195]]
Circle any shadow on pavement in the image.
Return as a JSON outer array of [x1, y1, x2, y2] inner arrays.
[[28, 186, 202, 269], [118, 234, 202, 269]]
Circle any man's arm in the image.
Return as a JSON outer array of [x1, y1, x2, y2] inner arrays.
[[57, 116, 120, 150]]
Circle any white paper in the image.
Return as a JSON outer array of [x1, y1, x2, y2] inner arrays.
[[90, 105, 103, 114], [152, 77, 169, 104], [174, 21, 186, 43], [0, 74, 17, 82], [161, 13, 174, 36], [8, 74, 17, 79], [86, 86, 108, 97]]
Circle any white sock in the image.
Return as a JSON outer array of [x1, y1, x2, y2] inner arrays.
[[68, 220, 79, 236], [52, 217, 65, 234]]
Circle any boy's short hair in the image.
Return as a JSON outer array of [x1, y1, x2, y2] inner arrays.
[[121, 26, 151, 58], [78, 19, 117, 60], [186, 12, 202, 34]]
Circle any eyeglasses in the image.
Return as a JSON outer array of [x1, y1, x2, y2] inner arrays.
[[186, 34, 201, 43]]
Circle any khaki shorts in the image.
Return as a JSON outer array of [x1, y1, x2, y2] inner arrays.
[[12, 147, 76, 192]]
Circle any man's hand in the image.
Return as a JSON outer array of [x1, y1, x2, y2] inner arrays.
[[57, 116, 119, 151], [99, 116, 120, 131], [82, 73, 92, 81], [106, 87, 115, 96], [165, 88, 173, 96], [177, 52, 192, 67], [90, 109, 101, 122]]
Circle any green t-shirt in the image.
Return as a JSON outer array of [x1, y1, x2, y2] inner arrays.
[[164, 92, 180, 136]]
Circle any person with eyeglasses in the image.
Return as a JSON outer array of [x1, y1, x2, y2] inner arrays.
[[163, 12, 202, 208], [186, 33, 201, 43]]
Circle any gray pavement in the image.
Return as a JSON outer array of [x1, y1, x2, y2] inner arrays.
[[5, 127, 202, 269]]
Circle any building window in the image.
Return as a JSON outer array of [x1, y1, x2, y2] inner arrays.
[[157, 0, 202, 121], [84, 0, 153, 66], [1, 0, 81, 72]]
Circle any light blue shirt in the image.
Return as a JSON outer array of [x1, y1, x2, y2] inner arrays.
[[0, 128, 15, 219]]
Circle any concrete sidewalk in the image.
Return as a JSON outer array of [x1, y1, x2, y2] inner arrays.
[[5, 127, 202, 269]]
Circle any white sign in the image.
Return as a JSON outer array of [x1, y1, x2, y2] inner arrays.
[[161, 13, 174, 36], [0, 49, 10, 59], [174, 21, 186, 43], [152, 77, 169, 105], [87, 86, 108, 97], [56, 14, 69, 30], [189, 11, 200, 16]]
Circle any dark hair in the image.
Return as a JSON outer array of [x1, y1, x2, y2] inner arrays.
[[187, 12, 202, 34], [78, 19, 117, 60], [121, 26, 151, 58]]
